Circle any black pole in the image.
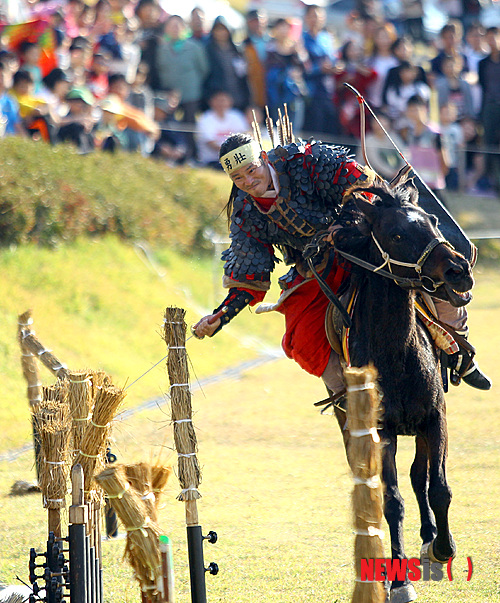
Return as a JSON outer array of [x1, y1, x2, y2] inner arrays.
[[186, 526, 207, 603], [69, 523, 87, 603], [89, 546, 96, 603], [85, 535, 92, 603], [94, 555, 101, 603]]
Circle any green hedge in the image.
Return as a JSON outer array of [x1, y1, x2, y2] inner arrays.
[[0, 138, 228, 251]]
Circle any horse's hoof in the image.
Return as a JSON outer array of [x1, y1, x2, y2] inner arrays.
[[390, 583, 418, 603], [422, 539, 456, 564], [420, 541, 432, 561]]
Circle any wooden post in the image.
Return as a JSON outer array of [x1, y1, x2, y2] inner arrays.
[[48, 509, 62, 539], [18, 310, 43, 408], [346, 366, 385, 603], [18, 310, 43, 479], [19, 328, 69, 380], [163, 307, 205, 603]]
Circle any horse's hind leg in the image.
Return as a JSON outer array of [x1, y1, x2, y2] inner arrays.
[[410, 435, 437, 549], [425, 415, 456, 562]]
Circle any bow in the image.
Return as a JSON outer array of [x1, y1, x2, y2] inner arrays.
[[344, 82, 450, 202]]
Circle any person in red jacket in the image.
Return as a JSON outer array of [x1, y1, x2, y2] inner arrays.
[[334, 40, 377, 138]]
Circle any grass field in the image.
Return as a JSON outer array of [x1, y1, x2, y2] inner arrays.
[[0, 235, 499, 602], [0, 237, 288, 452]]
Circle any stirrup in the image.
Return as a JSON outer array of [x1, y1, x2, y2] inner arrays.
[[314, 389, 347, 414]]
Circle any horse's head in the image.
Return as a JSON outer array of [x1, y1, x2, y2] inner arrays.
[[337, 180, 473, 307]]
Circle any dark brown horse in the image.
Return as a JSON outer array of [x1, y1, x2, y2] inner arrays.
[[331, 180, 473, 603]]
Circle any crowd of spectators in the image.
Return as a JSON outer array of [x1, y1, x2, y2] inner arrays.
[[0, 0, 499, 196]]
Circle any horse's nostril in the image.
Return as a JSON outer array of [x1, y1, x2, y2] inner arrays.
[[445, 265, 465, 280]]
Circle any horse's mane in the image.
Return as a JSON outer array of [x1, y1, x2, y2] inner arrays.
[[335, 177, 419, 259]]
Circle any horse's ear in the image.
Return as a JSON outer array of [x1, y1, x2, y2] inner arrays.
[[389, 164, 413, 188], [405, 179, 419, 206], [353, 193, 378, 224]]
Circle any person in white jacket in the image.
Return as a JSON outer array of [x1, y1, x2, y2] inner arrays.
[[196, 90, 248, 168]]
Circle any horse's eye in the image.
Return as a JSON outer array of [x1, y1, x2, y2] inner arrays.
[[392, 234, 402, 242]]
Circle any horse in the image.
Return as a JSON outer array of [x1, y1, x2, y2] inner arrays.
[[329, 178, 473, 603]]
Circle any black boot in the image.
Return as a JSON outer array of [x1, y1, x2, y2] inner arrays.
[[449, 347, 492, 391]]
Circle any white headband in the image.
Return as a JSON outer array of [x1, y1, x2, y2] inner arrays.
[[220, 141, 262, 175]]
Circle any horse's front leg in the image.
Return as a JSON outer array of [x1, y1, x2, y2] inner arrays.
[[424, 413, 456, 563], [410, 435, 437, 549], [382, 433, 417, 602]]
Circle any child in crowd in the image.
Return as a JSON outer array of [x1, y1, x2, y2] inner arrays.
[[64, 37, 91, 87], [435, 55, 474, 121], [463, 23, 487, 115], [10, 70, 52, 142], [94, 95, 127, 152], [464, 22, 487, 75], [18, 41, 43, 93], [57, 87, 96, 152], [334, 40, 376, 138], [87, 53, 111, 100], [398, 94, 448, 206], [385, 61, 431, 120], [127, 63, 154, 121], [151, 91, 187, 164], [460, 116, 489, 193], [367, 23, 398, 109], [40, 68, 71, 128], [265, 18, 308, 132], [196, 90, 248, 168], [439, 102, 464, 190], [0, 62, 24, 136], [104, 72, 159, 151]]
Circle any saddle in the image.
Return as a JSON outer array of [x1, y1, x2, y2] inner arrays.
[[324, 285, 357, 364], [324, 286, 461, 368]]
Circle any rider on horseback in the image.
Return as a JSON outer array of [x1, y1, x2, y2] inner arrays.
[[192, 128, 491, 395]]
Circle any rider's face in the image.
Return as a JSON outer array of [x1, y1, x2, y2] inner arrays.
[[229, 155, 272, 197]]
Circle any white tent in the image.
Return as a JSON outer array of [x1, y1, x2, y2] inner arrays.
[[158, 0, 245, 31], [248, 0, 327, 20]]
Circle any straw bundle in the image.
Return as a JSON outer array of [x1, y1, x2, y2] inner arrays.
[[346, 366, 385, 603], [76, 384, 126, 496], [42, 380, 68, 403], [163, 307, 201, 502], [126, 463, 157, 523], [151, 464, 173, 510], [95, 466, 162, 589], [34, 400, 71, 510], [67, 370, 94, 454], [91, 370, 112, 398]]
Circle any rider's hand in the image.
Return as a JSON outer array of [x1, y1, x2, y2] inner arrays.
[[323, 223, 341, 245], [192, 315, 221, 339]]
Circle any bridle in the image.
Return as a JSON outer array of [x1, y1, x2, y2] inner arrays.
[[335, 230, 455, 294], [304, 225, 455, 330]]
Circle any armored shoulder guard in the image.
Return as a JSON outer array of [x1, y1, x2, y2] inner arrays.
[[221, 190, 279, 284], [254, 141, 370, 247]]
